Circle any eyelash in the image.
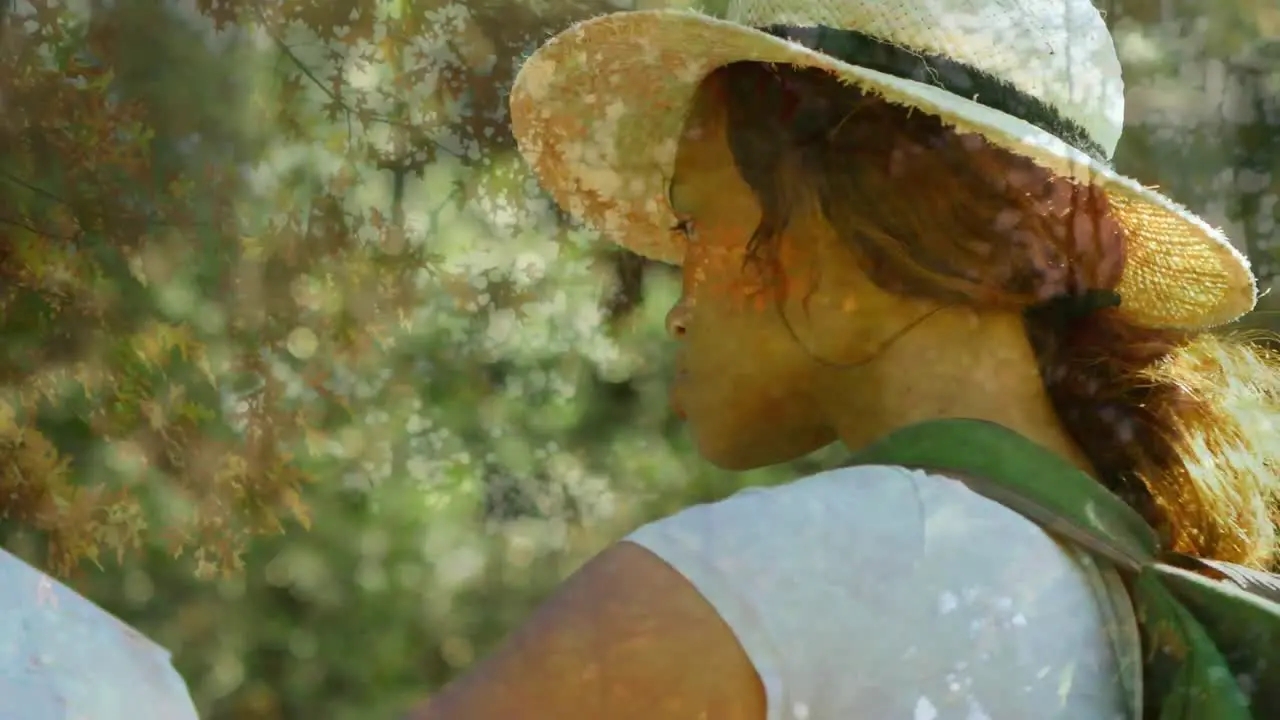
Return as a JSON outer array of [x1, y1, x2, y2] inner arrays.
[[670, 218, 695, 237]]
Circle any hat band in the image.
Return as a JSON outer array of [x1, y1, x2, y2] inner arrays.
[[759, 25, 1111, 164]]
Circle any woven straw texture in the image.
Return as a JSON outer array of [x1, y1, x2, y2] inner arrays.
[[510, 0, 1257, 329]]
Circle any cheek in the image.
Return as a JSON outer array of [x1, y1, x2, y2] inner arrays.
[[682, 242, 772, 314], [774, 233, 821, 306], [682, 224, 819, 293]]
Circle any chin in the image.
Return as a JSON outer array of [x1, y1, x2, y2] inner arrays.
[[700, 451, 771, 472], [692, 430, 794, 471], [688, 413, 834, 470]]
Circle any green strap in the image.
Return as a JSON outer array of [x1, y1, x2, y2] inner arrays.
[[1134, 570, 1252, 719], [848, 418, 1158, 565]]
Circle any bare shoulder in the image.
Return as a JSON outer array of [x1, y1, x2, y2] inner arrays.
[[412, 541, 766, 720]]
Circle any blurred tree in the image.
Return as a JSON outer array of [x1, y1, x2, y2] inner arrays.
[[0, 0, 301, 578], [1227, 40, 1280, 282]]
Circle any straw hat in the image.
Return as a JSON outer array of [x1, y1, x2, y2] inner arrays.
[[509, 0, 1257, 329]]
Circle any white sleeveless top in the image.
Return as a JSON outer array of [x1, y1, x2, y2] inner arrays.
[[626, 465, 1144, 720]]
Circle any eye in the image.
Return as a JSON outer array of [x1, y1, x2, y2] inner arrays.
[[670, 218, 696, 239]]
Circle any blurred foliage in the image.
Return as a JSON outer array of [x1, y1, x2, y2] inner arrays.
[[0, 0, 1278, 718]]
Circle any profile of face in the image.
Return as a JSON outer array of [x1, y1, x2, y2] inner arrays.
[[663, 87, 936, 471]]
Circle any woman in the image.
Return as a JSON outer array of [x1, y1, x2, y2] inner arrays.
[[416, 0, 1277, 718]]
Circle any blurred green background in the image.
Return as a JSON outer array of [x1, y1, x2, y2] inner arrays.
[[1, 0, 1278, 717]]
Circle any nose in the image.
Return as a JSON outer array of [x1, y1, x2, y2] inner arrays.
[[665, 300, 689, 339]]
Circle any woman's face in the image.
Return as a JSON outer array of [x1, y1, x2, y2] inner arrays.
[[663, 92, 919, 470]]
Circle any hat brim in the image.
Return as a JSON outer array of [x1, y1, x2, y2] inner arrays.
[[510, 10, 1256, 329]]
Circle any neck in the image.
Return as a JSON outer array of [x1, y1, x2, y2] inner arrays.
[[822, 307, 1097, 475]]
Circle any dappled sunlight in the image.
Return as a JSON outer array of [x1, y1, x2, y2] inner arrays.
[[2, 0, 1279, 718]]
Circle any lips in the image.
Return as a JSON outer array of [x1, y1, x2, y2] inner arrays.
[[670, 369, 689, 418], [669, 392, 687, 419]]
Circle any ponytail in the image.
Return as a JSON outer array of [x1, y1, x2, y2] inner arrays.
[[1027, 312, 1280, 569]]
